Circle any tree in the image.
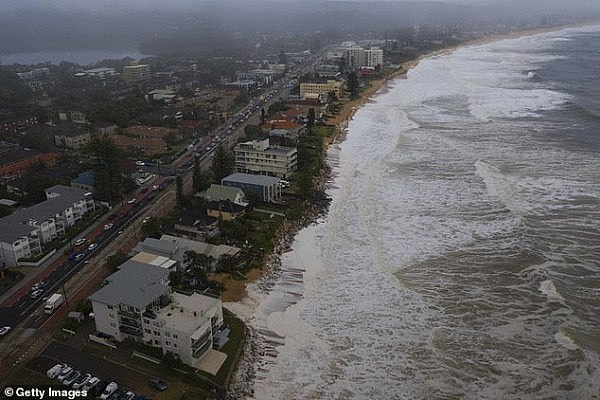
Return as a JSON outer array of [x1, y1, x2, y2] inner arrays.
[[141, 217, 161, 238], [327, 91, 337, 104], [307, 108, 316, 129], [217, 254, 238, 273], [347, 72, 359, 98], [210, 145, 234, 183], [176, 175, 184, 207], [297, 169, 314, 201], [183, 250, 212, 285], [243, 124, 262, 141], [104, 251, 128, 272], [193, 159, 211, 192], [86, 136, 123, 203]]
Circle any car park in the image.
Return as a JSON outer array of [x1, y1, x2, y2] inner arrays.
[[72, 373, 92, 389], [149, 378, 168, 391], [30, 289, 44, 299], [100, 382, 118, 399], [0, 326, 12, 336], [62, 370, 81, 386]]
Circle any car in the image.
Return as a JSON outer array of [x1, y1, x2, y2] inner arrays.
[[62, 370, 81, 386], [121, 391, 135, 400], [89, 380, 109, 397], [132, 396, 149, 400], [82, 376, 100, 391], [0, 326, 12, 336], [31, 281, 45, 291], [149, 378, 167, 391], [56, 366, 73, 381], [74, 253, 85, 261], [30, 289, 44, 299], [103, 223, 114, 230], [142, 216, 150, 224], [47, 363, 70, 379], [88, 243, 97, 252], [152, 185, 159, 191], [127, 198, 136, 204], [74, 238, 86, 246], [100, 382, 118, 399], [117, 230, 124, 235], [72, 373, 92, 389], [135, 160, 145, 166], [106, 388, 123, 400]]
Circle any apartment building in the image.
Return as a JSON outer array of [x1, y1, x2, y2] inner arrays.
[[89, 260, 226, 367], [234, 139, 297, 179], [0, 150, 59, 181], [299, 80, 344, 100], [0, 185, 94, 267], [222, 173, 282, 203], [123, 64, 151, 85], [54, 128, 91, 149], [365, 46, 384, 68]]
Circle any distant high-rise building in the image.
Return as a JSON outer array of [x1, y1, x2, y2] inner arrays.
[[123, 64, 151, 85], [365, 47, 384, 68]]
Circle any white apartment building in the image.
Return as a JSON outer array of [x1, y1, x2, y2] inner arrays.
[[365, 47, 384, 68], [339, 44, 384, 69], [234, 139, 297, 178], [0, 185, 94, 268], [123, 64, 151, 85], [89, 261, 226, 368]]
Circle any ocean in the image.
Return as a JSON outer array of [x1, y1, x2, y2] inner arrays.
[[230, 25, 600, 400]]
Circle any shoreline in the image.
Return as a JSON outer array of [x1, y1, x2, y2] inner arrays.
[[223, 20, 600, 398]]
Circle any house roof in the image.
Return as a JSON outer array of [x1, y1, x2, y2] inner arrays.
[[88, 261, 170, 308], [207, 200, 246, 214], [222, 173, 281, 187], [160, 234, 241, 259], [199, 184, 244, 203], [71, 171, 95, 186]]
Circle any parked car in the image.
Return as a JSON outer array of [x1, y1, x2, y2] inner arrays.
[[106, 388, 124, 400], [72, 373, 92, 389], [82, 376, 100, 391], [100, 382, 118, 399], [74, 238, 86, 246], [149, 378, 167, 391], [121, 391, 135, 400], [62, 370, 81, 386], [88, 243, 97, 251], [47, 363, 66, 378], [135, 160, 145, 166], [56, 366, 73, 381], [0, 326, 11, 336], [89, 380, 109, 397], [30, 289, 44, 299], [152, 185, 159, 191]]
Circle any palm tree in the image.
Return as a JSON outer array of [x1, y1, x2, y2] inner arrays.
[[183, 250, 213, 285]]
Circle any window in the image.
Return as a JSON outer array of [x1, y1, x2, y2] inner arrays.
[[143, 319, 150, 324], [109, 322, 116, 328], [144, 329, 151, 334], [173, 343, 178, 348], [107, 305, 114, 310], [154, 339, 160, 345], [166, 341, 171, 346], [165, 332, 170, 337], [108, 313, 115, 319], [173, 334, 178, 339], [154, 330, 160, 336]]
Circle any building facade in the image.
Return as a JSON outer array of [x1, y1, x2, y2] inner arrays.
[[234, 139, 297, 178], [89, 261, 225, 367], [299, 80, 343, 100], [0, 185, 94, 267], [123, 64, 151, 85], [221, 173, 282, 203]]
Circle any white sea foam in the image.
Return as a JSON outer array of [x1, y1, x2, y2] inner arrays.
[[232, 26, 600, 400]]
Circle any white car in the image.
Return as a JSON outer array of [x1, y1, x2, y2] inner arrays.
[[135, 160, 145, 166], [127, 198, 136, 204], [62, 370, 80, 386], [72, 373, 92, 389], [152, 185, 159, 191], [88, 243, 97, 252], [56, 366, 73, 381], [46, 363, 67, 379], [30, 289, 44, 299], [103, 223, 114, 230], [74, 238, 86, 246], [31, 281, 45, 291], [82, 376, 100, 391], [0, 326, 12, 336], [100, 382, 118, 399], [122, 391, 135, 400], [142, 216, 151, 224]]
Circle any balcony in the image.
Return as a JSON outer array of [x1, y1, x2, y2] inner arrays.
[[120, 324, 142, 337], [118, 309, 140, 319], [120, 316, 142, 329]]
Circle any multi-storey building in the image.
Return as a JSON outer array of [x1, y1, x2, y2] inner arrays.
[[234, 139, 297, 178], [0, 185, 95, 268], [89, 260, 227, 367], [0, 150, 59, 181], [299, 79, 344, 100], [365, 46, 384, 68], [123, 64, 151, 85]]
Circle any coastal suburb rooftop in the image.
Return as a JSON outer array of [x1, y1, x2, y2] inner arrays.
[[88, 261, 170, 308]]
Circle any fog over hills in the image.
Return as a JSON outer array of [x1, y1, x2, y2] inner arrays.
[[1, 0, 598, 56]]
